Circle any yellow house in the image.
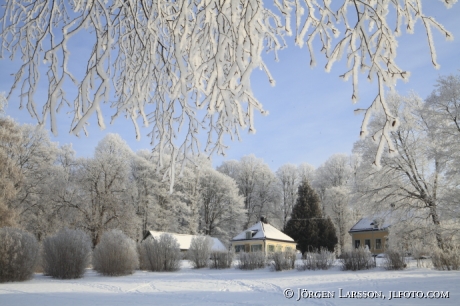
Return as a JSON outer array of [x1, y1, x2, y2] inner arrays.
[[231, 218, 297, 254], [349, 217, 390, 255]]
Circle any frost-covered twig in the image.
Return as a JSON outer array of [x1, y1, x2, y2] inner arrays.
[[0, 0, 455, 190]]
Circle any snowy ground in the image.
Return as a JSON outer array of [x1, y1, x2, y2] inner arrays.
[[1, 260, 459, 306]]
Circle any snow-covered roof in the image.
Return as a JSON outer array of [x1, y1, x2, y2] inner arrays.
[[349, 217, 391, 232], [232, 221, 295, 242], [144, 231, 227, 251]]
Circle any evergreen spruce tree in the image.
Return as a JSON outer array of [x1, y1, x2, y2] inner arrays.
[[284, 181, 338, 254]]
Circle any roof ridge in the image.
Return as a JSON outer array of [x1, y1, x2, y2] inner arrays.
[[260, 221, 266, 238]]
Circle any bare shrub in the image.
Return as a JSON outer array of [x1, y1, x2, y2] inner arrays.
[[137, 243, 150, 270], [188, 236, 212, 269], [237, 252, 266, 270], [297, 248, 335, 271], [411, 242, 429, 260], [209, 251, 233, 269], [0, 227, 38, 282], [340, 248, 375, 271], [42, 228, 91, 279], [142, 234, 181, 272], [383, 249, 407, 270], [411, 242, 432, 268], [93, 229, 139, 276], [269, 250, 296, 271], [431, 245, 460, 271]]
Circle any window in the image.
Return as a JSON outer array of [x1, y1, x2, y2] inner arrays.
[[245, 231, 251, 239], [268, 245, 275, 252], [285, 247, 292, 252], [365, 239, 371, 250], [354, 240, 360, 249], [375, 239, 382, 250], [276, 245, 283, 252], [250, 244, 262, 252], [234, 245, 245, 253]]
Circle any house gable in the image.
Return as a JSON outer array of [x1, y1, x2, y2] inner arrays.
[[231, 219, 296, 253], [349, 217, 390, 254], [349, 217, 391, 233], [232, 221, 295, 243]]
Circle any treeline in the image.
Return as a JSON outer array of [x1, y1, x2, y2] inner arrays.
[[2, 74, 460, 257], [0, 114, 359, 251], [0, 123, 246, 246]]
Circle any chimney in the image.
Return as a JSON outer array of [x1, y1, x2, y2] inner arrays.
[[260, 216, 268, 224]]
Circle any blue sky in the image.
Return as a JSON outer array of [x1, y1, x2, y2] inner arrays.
[[1, 2, 459, 171]]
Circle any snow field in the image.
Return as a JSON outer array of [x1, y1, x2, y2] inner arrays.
[[1, 260, 459, 306]]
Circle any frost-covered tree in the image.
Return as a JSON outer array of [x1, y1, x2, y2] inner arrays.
[[423, 74, 460, 173], [169, 155, 213, 235], [130, 150, 161, 238], [3, 123, 61, 240], [218, 155, 279, 228], [277, 162, 316, 230], [0, 199, 16, 228], [198, 167, 245, 242], [353, 93, 458, 251], [0, 92, 6, 113], [311, 154, 361, 255], [130, 150, 207, 236], [313, 153, 357, 214], [421, 74, 460, 242], [297, 163, 315, 184], [62, 134, 139, 246], [323, 186, 352, 256], [1, 1, 455, 185], [1, 101, 83, 233], [276, 164, 299, 230], [252, 163, 280, 227], [0, 116, 21, 227]]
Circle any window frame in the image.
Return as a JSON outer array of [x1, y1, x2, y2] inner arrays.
[[234, 245, 245, 253], [375, 238, 382, 250], [365, 239, 371, 250]]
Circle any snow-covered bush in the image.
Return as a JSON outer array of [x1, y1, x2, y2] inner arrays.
[[0, 227, 38, 282], [383, 249, 407, 270], [269, 250, 296, 271], [209, 251, 233, 269], [42, 228, 91, 279], [431, 245, 460, 271], [93, 229, 138, 276], [297, 248, 335, 271], [237, 252, 266, 270], [187, 236, 212, 269], [340, 248, 375, 271], [142, 234, 181, 272]]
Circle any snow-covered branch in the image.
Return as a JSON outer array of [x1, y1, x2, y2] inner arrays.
[[0, 0, 455, 188]]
